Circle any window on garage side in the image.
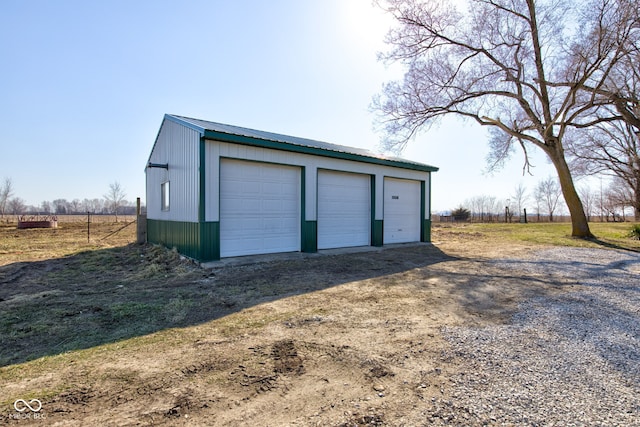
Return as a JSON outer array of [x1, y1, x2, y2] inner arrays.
[[161, 181, 170, 211]]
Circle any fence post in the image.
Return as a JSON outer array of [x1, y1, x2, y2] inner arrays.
[[136, 197, 147, 244]]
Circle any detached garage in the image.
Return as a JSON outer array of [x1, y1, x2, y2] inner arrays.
[[145, 114, 438, 262]]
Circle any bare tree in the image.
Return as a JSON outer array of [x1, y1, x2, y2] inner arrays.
[[505, 197, 516, 223], [41, 201, 51, 214], [559, 1, 640, 217], [601, 182, 628, 221], [567, 0, 639, 132], [466, 196, 482, 222], [466, 194, 502, 222], [52, 199, 69, 215], [104, 182, 126, 222], [579, 186, 597, 222], [466, 196, 481, 222], [605, 177, 633, 220], [569, 119, 639, 219], [91, 198, 104, 214], [373, 0, 637, 237], [8, 197, 26, 215], [535, 177, 563, 222], [0, 178, 14, 219], [70, 199, 81, 214], [511, 183, 529, 218]]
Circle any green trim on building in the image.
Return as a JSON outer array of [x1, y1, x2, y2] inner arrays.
[[147, 219, 201, 260], [372, 220, 384, 247], [300, 168, 317, 253], [147, 219, 220, 262], [198, 137, 210, 259], [301, 221, 317, 252], [422, 219, 432, 242], [420, 180, 432, 242], [420, 181, 426, 242], [371, 176, 383, 246], [427, 175, 432, 222], [201, 221, 220, 261], [203, 130, 438, 173]]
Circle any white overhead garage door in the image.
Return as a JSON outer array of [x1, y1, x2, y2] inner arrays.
[[220, 159, 300, 257], [317, 170, 370, 249], [384, 177, 421, 244]]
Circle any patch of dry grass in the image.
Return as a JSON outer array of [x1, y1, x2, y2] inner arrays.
[[0, 220, 136, 265]]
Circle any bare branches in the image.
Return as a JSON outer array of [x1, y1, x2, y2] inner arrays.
[[373, 0, 640, 236], [0, 178, 14, 219], [535, 176, 562, 222], [375, 0, 636, 151], [104, 182, 127, 222]]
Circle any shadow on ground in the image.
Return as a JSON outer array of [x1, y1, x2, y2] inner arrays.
[[0, 243, 457, 366], [588, 237, 640, 253]]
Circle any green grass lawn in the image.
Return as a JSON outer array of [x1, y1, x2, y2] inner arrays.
[[434, 221, 640, 251]]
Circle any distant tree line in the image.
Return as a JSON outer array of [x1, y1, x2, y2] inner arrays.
[[0, 179, 140, 220], [444, 176, 634, 223]]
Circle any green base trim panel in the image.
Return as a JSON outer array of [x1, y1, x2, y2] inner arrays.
[[200, 221, 220, 261], [301, 221, 317, 253], [147, 219, 220, 262], [147, 219, 200, 260], [422, 219, 432, 242], [372, 220, 383, 247]]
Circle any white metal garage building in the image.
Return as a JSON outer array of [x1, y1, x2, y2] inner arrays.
[[145, 114, 438, 261]]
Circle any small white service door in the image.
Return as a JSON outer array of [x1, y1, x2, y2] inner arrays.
[[383, 177, 421, 244]]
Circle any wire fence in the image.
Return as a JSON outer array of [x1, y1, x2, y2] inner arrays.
[[1, 214, 137, 224]]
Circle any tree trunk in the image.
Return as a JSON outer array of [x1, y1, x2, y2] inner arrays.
[[549, 148, 594, 238]]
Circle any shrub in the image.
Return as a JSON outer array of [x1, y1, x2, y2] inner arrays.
[[452, 206, 471, 221], [630, 224, 640, 240]]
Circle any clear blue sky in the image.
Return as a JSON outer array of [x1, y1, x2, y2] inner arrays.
[[1, 0, 568, 213]]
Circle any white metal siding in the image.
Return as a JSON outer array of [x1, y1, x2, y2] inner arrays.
[[317, 170, 370, 249], [220, 159, 300, 257], [146, 119, 200, 222], [384, 177, 421, 244]]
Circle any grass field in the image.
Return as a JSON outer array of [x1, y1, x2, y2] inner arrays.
[[433, 221, 640, 251], [0, 220, 638, 424], [0, 218, 137, 265], [1, 218, 636, 366], [0, 220, 197, 365]]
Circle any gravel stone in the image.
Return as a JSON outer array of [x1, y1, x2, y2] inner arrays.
[[430, 247, 640, 426]]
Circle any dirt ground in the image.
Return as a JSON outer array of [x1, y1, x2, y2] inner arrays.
[[0, 226, 569, 426]]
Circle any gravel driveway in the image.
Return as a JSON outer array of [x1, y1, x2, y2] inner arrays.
[[429, 247, 640, 426]]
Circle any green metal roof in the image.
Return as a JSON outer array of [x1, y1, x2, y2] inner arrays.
[[163, 114, 439, 172]]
